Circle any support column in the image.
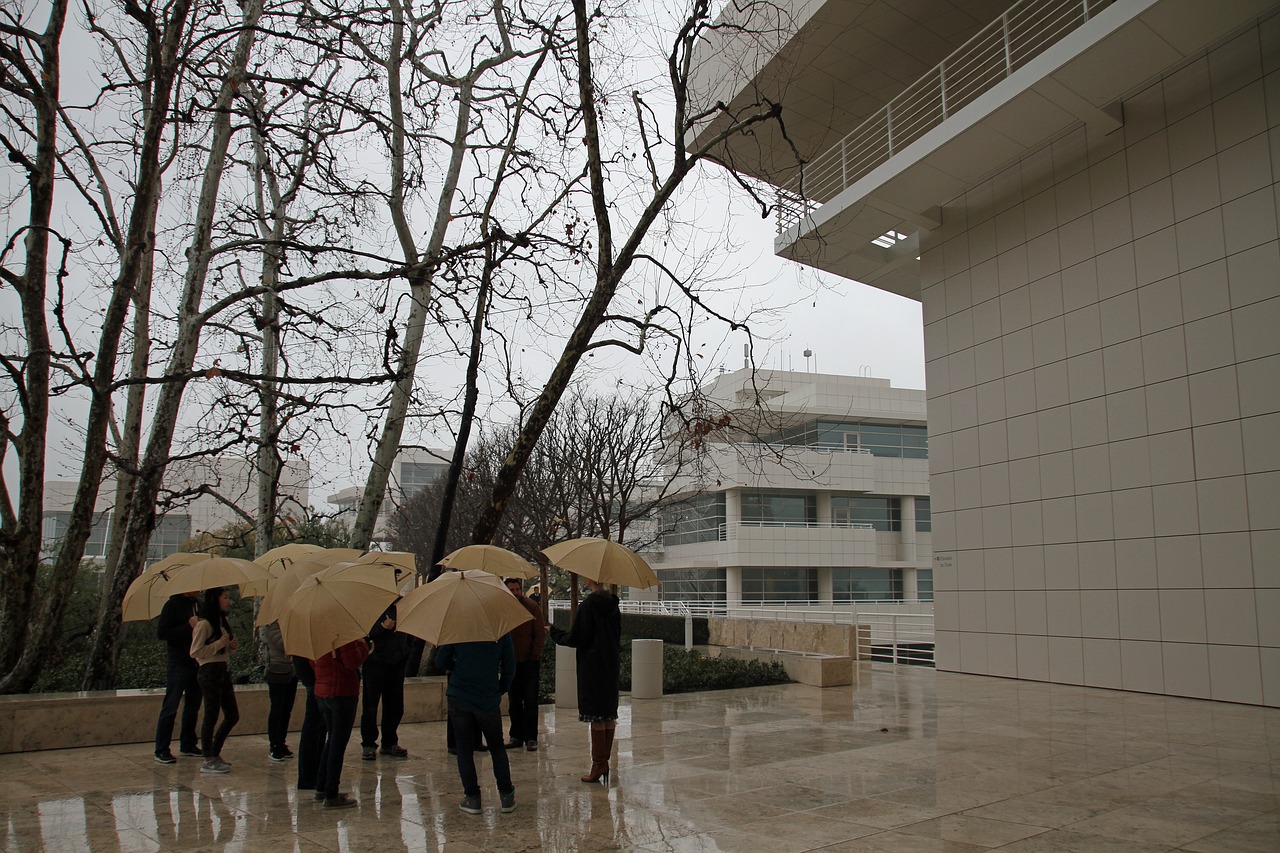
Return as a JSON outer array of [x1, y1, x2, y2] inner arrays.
[[900, 496, 917, 562]]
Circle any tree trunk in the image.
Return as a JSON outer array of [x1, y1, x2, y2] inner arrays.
[[82, 0, 264, 689], [0, 0, 68, 687]]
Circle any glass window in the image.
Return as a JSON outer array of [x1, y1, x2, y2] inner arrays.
[[762, 420, 928, 459], [661, 494, 726, 545], [915, 498, 931, 532], [41, 511, 111, 558], [658, 568, 726, 602], [400, 461, 448, 496], [146, 514, 191, 562], [916, 569, 934, 602], [830, 496, 900, 531], [832, 568, 903, 601], [741, 567, 817, 603], [740, 491, 815, 526]]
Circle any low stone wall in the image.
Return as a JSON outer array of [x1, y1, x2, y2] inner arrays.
[[709, 646, 855, 687], [707, 618, 871, 659], [0, 677, 447, 755]]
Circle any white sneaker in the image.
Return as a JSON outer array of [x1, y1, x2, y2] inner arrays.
[[201, 758, 231, 773]]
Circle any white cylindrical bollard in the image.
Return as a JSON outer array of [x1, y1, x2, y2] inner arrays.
[[631, 639, 663, 699], [555, 648, 578, 709], [684, 616, 694, 649]]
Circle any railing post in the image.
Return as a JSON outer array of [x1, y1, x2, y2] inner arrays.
[[939, 60, 948, 119], [891, 615, 900, 666], [840, 137, 848, 190], [1002, 11, 1013, 76], [885, 103, 894, 156]]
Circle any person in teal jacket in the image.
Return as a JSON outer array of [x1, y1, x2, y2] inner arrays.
[[434, 636, 517, 815]]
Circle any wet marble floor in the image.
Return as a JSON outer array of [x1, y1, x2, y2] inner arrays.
[[2, 665, 1278, 852]]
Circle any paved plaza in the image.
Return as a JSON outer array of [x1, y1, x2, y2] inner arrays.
[[3, 665, 1278, 852]]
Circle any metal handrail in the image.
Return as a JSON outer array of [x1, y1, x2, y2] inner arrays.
[[778, 0, 1115, 235]]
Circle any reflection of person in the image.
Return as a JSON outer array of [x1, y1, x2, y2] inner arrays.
[[548, 578, 621, 784], [191, 587, 240, 773], [313, 637, 369, 809], [435, 637, 517, 815], [503, 579, 545, 751], [259, 621, 297, 761], [154, 591, 201, 764], [361, 605, 409, 760]]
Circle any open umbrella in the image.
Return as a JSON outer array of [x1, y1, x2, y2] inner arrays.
[[242, 543, 325, 597], [437, 544, 538, 580], [256, 548, 364, 625], [542, 537, 658, 589], [277, 562, 402, 658], [396, 570, 533, 645], [141, 551, 214, 576], [122, 557, 271, 622], [352, 550, 417, 574]]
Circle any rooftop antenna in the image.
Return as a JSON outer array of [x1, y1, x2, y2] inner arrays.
[[743, 343, 748, 370], [803, 348, 817, 374]]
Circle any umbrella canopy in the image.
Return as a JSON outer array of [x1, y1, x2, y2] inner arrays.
[[277, 562, 402, 658], [242, 543, 326, 597], [437, 544, 538, 580], [122, 557, 271, 622], [141, 551, 214, 576], [397, 570, 534, 645], [256, 548, 364, 625], [352, 550, 418, 574], [542, 537, 659, 589]]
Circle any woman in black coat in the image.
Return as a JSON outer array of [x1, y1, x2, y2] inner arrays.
[[548, 577, 621, 784]]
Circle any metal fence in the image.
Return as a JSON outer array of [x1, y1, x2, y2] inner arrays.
[[777, 0, 1116, 235], [547, 598, 936, 667]]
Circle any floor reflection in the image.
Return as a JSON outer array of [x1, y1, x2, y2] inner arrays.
[[3, 666, 1278, 851]]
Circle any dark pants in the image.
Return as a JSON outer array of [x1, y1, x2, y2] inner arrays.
[[316, 695, 358, 800], [360, 658, 405, 749], [449, 698, 512, 798], [266, 677, 298, 751], [197, 662, 239, 758], [294, 658, 326, 789], [507, 660, 541, 743], [155, 658, 201, 755]]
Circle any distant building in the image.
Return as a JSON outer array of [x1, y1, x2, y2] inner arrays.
[[651, 369, 931, 608], [329, 447, 451, 543], [42, 456, 310, 563]]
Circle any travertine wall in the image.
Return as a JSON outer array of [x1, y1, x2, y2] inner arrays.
[[925, 16, 1279, 705], [707, 618, 868, 658]]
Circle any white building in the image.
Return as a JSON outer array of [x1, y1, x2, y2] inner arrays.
[[693, 0, 1280, 705], [652, 369, 932, 608], [42, 456, 310, 562], [328, 447, 451, 543]]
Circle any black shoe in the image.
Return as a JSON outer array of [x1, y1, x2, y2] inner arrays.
[[270, 748, 290, 762], [361, 747, 377, 761], [179, 747, 201, 757], [324, 794, 358, 809], [526, 740, 538, 752], [459, 795, 481, 814], [503, 738, 522, 749], [380, 745, 408, 759], [154, 752, 177, 765], [500, 790, 516, 813]]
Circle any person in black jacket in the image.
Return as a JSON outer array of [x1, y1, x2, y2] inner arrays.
[[548, 578, 621, 784], [360, 605, 410, 760], [153, 591, 202, 764]]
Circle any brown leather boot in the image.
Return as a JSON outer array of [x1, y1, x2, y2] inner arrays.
[[581, 726, 609, 784]]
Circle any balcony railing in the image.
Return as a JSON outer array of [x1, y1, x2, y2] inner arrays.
[[777, 0, 1115, 235], [663, 518, 876, 547]]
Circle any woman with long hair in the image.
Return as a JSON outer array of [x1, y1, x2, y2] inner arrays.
[[548, 577, 621, 784], [190, 587, 240, 773]]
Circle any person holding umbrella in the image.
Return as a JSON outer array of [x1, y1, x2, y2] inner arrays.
[[360, 605, 409, 761], [190, 587, 240, 773], [153, 590, 202, 764], [502, 578, 545, 752], [547, 576, 622, 784], [434, 636, 518, 814], [313, 637, 370, 809]]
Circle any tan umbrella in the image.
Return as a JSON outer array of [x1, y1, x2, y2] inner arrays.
[[242, 543, 325, 597], [277, 562, 402, 658], [256, 548, 364, 625], [141, 551, 214, 575], [542, 537, 658, 589], [438, 544, 538, 580], [396, 570, 533, 645], [122, 557, 271, 622], [352, 550, 417, 574]]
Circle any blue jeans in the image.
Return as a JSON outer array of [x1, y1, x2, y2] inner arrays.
[[449, 698, 512, 798], [155, 659, 201, 755], [316, 695, 358, 800], [293, 658, 325, 788]]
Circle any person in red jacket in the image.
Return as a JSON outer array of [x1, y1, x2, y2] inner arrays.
[[312, 637, 370, 809]]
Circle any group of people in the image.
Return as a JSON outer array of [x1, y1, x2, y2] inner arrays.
[[152, 574, 623, 815]]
